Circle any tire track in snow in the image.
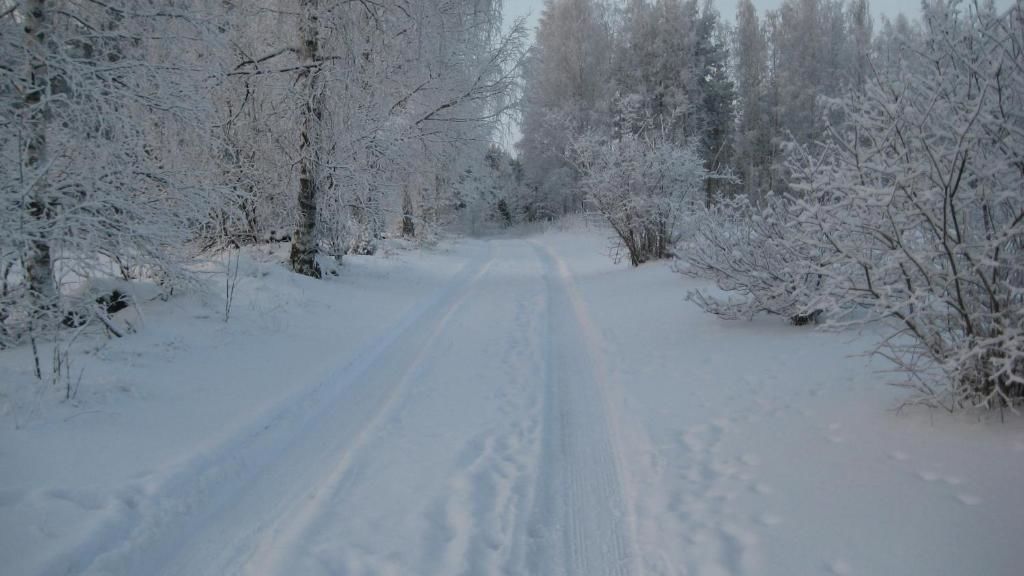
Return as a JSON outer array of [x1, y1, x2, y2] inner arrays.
[[244, 255, 497, 576], [71, 243, 495, 576], [266, 239, 546, 575], [525, 241, 639, 576]]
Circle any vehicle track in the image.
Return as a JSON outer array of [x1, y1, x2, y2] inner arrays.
[[262, 239, 549, 575], [75, 243, 495, 576], [525, 242, 638, 576]]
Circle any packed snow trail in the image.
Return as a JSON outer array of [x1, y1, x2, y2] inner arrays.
[[7, 232, 1023, 576], [73, 238, 639, 576]]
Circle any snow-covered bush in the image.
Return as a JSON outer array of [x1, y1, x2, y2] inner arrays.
[[793, 0, 1024, 409], [681, 193, 829, 324], [572, 134, 706, 266]]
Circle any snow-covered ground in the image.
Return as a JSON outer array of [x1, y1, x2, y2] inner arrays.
[[2, 229, 1022, 576]]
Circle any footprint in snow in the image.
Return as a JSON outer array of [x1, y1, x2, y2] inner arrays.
[[825, 423, 847, 444], [888, 450, 909, 462], [828, 559, 853, 575], [740, 453, 760, 467], [0, 489, 25, 508], [758, 513, 784, 526], [915, 469, 978, 504], [956, 493, 982, 506]]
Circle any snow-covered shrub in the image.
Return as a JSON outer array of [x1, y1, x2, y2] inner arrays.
[[680, 193, 829, 324], [571, 133, 706, 266], [793, 1, 1024, 409]]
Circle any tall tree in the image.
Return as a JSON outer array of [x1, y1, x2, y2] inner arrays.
[[290, 0, 323, 278], [2, 0, 243, 346], [846, 0, 873, 91], [21, 0, 57, 312], [732, 0, 770, 199], [518, 0, 612, 215], [694, 0, 734, 205]]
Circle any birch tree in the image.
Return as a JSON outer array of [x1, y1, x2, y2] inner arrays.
[[290, 0, 323, 278], [2, 1, 241, 346], [21, 0, 57, 314]]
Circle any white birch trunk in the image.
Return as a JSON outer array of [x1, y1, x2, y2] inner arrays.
[[23, 0, 58, 309]]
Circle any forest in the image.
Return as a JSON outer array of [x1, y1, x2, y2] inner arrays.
[[1, 0, 1022, 411], [2, 0, 526, 322]]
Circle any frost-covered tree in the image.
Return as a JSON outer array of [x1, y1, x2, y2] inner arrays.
[[1, 0, 242, 344], [794, 0, 1024, 408], [219, 0, 524, 260], [290, 0, 324, 278], [846, 0, 874, 91], [732, 0, 771, 200], [0, 0, 522, 351], [611, 0, 697, 141], [518, 0, 613, 214], [726, 0, 873, 197], [518, 0, 735, 217], [18, 0, 57, 314], [694, 1, 734, 205], [688, 0, 1024, 408]]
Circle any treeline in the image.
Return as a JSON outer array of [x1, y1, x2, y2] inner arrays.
[[518, 0, 882, 214], [1, 0, 525, 349]]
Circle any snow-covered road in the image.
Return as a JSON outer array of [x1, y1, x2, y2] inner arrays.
[[3, 231, 1023, 576], [60, 238, 643, 576]]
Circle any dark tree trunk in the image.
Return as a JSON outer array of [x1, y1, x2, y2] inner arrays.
[[290, 0, 322, 278], [401, 187, 415, 238], [290, 164, 321, 277]]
